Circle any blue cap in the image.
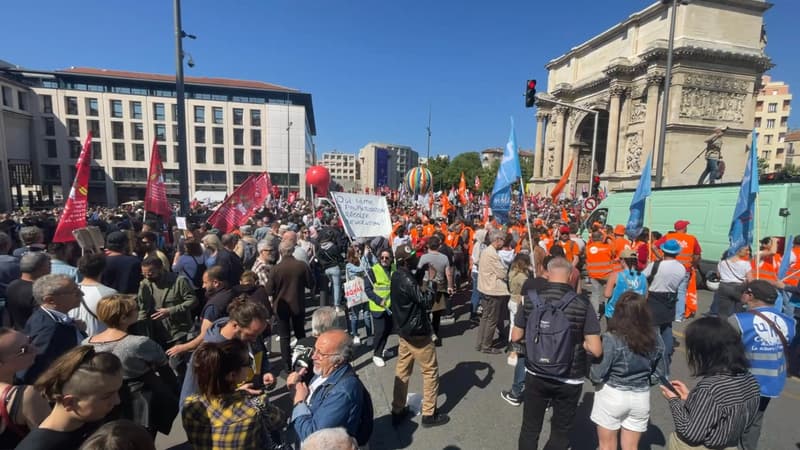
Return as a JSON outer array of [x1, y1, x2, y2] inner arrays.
[[660, 239, 681, 255]]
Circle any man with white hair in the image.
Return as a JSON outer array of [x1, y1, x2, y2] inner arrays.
[[301, 427, 358, 450], [252, 239, 274, 287], [476, 229, 510, 354], [282, 230, 309, 264]]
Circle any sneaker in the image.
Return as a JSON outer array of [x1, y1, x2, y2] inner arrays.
[[441, 314, 456, 325], [290, 337, 298, 347], [421, 412, 450, 428], [391, 406, 411, 426], [480, 347, 502, 355], [501, 390, 522, 407], [353, 336, 361, 345], [372, 356, 386, 367]]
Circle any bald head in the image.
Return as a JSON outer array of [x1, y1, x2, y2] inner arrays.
[[282, 230, 298, 246]]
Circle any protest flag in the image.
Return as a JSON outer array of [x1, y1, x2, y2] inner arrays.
[[144, 138, 172, 220], [53, 133, 93, 243], [207, 173, 270, 233], [727, 130, 760, 256], [550, 158, 574, 201], [474, 175, 481, 191], [490, 118, 522, 224], [459, 172, 468, 205], [625, 152, 652, 240]]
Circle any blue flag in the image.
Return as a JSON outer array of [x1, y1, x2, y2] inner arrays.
[[490, 118, 522, 224], [625, 153, 653, 240], [727, 130, 760, 256]]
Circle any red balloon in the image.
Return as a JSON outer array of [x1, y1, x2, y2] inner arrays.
[[306, 166, 330, 197]]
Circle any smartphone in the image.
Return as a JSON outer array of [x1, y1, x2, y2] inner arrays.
[[659, 373, 680, 396]]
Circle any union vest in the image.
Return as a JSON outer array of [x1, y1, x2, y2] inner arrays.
[[556, 239, 580, 264], [585, 242, 614, 280], [369, 263, 392, 312], [786, 247, 800, 286], [752, 256, 780, 282], [734, 307, 796, 397], [663, 232, 699, 268]]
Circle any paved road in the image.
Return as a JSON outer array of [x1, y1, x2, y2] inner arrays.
[[157, 288, 800, 450]]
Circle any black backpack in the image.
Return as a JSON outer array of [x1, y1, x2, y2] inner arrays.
[[525, 290, 579, 378], [184, 256, 206, 288]]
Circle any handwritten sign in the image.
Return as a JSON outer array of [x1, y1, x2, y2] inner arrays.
[[176, 217, 188, 230], [331, 192, 392, 238]]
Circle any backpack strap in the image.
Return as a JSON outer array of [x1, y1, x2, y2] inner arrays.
[[527, 289, 544, 308], [646, 260, 662, 285], [749, 309, 791, 360], [553, 291, 579, 311]]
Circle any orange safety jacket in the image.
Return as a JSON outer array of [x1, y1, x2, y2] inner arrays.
[[586, 241, 615, 280], [662, 232, 700, 269], [752, 255, 781, 282], [786, 247, 800, 286], [555, 239, 580, 265], [422, 224, 436, 238]]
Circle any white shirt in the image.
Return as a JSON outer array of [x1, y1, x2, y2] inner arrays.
[[307, 375, 329, 407], [643, 259, 686, 292], [71, 283, 116, 337], [717, 258, 751, 283]]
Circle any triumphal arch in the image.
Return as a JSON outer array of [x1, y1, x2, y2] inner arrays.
[[530, 0, 772, 194]]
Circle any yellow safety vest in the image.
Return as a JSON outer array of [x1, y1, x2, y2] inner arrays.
[[370, 263, 393, 312]]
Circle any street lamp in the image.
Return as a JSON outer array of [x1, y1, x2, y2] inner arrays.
[[535, 93, 600, 198], [173, 0, 196, 215], [655, 0, 689, 187], [286, 94, 293, 197]]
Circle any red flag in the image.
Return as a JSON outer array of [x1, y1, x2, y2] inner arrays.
[[550, 158, 574, 201], [144, 139, 171, 219], [474, 175, 481, 191], [207, 173, 271, 233], [441, 194, 451, 217], [53, 133, 93, 242], [458, 172, 468, 205]]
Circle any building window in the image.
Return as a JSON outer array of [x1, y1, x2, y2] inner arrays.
[[87, 120, 101, 138], [251, 129, 261, 147], [171, 104, 177, 122], [133, 143, 145, 161], [783, 100, 791, 111], [1, 87, 10, 107], [251, 149, 262, 166], [44, 118, 55, 136], [233, 108, 243, 125], [46, 140, 57, 158], [213, 107, 223, 124], [42, 165, 61, 181], [90, 167, 105, 182], [214, 147, 224, 164], [112, 122, 124, 139], [17, 92, 27, 111], [154, 103, 165, 121], [780, 117, 788, 127], [67, 119, 80, 137], [42, 95, 53, 114], [69, 140, 82, 158], [195, 126, 206, 144], [762, 150, 771, 159], [195, 146, 206, 164], [132, 123, 144, 140], [110, 100, 123, 118], [90, 142, 101, 160], [194, 105, 205, 123], [155, 124, 167, 142], [234, 129, 244, 146], [250, 109, 261, 127], [234, 148, 244, 165], [173, 125, 178, 141], [112, 167, 147, 182], [86, 98, 99, 116], [113, 143, 126, 160], [779, 132, 786, 143], [65, 96, 79, 115], [195, 170, 226, 185], [766, 119, 775, 129], [130, 101, 142, 119], [765, 135, 773, 144], [768, 103, 778, 113], [155, 144, 166, 162], [213, 127, 224, 145], [754, 118, 762, 128]]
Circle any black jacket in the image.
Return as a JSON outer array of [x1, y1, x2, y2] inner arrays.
[[389, 267, 433, 338], [21, 308, 84, 384]]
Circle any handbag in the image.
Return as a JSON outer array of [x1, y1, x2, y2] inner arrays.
[[344, 272, 369, 308]]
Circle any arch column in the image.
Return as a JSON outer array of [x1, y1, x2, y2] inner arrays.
[[552, 106, 567, 177], [643, 74, 664, 162], [606, 84, 626, 175]]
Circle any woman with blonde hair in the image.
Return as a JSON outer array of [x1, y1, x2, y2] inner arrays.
[[16, 346, 123, 450]]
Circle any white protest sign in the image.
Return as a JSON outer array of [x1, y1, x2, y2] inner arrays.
[[176, 216, 188, 230], [330, 192, 392, 238]]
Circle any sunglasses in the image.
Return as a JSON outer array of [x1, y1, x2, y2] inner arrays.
[[380, 256, 392, 260]]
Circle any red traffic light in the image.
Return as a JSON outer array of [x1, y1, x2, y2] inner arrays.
[[528, 80, 537, 89]]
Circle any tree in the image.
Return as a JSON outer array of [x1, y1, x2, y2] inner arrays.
[[758, 157, 769, 173], [425, 155, 450, 192], [442, 152, 482, 189]]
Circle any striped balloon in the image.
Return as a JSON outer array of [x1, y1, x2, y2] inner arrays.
[[404, 166, 433, 194]]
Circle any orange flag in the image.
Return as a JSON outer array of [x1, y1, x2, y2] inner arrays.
[[458, 172, 468, 205], [685, 269, 698, 318], [550, 158, 574, 201], [441, 193, 451, 217], [561, 208, 569, 223]]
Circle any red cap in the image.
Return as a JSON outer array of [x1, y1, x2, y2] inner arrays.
[[559, 225, 570, 234], [614, 224, 626, 235], [674, 220, 690, 230]]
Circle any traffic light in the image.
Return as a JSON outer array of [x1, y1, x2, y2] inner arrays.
[[525, 79, 537, 108]]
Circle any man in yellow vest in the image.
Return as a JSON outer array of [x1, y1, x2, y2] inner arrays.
[[364, 248, 395, 367], [657, 220, 702, 321]]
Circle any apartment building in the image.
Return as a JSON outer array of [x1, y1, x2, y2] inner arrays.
[[754, 75, 792, 171], [0, 63, 315, 209], [357, 142, 418, 193], [320, 150, 358, 191]]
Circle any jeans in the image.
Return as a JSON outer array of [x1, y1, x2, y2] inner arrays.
[[518, 373, 583, 450], [675, 270, 690, 321], [740, 396, 771, 450], [589, 278, 606, 318], [372, 311, 392, 357], [511, 355, 527, 398], [470, 272, 480, 315], [324, 265, 342, 308], [658, 323, 674, 376], [698, 158, 720, 185], [347, 303, 372, 337]]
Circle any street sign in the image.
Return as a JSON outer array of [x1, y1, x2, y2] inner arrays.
[[584, 197, 598, 211]]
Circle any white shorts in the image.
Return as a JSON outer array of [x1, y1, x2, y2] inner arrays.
[[590, 384, 650, 432]]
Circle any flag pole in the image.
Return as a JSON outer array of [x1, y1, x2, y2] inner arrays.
[[646, 198, 652, 262], [520, 177, 537, 277], [755, 192, 761, 279]]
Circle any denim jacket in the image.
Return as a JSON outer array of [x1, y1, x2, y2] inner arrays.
[[590, 332, 666, 392], [291, 364, 365, 442]]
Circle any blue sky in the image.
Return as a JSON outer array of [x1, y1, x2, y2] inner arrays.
[[4, 0, 798, 158]]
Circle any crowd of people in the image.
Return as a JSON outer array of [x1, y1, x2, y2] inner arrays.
[[0, 192, 795, 449]]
